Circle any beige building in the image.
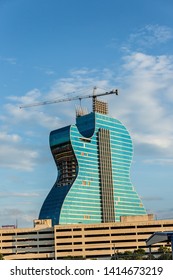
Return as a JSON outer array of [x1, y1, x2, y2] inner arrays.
[[1, 215, 173, 260]]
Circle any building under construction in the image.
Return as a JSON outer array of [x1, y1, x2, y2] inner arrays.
[[39, 89, 146, 225]]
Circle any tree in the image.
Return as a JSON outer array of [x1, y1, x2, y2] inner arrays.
[[111, 250, 146, 260], [111, 246, 172, 260], [157, 246, 172, 260], [145, 252, 156, 260], [133, 248, 146, 260]]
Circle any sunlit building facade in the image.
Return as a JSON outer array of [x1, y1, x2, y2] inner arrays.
[[39, 100, 146, 225], [2, 215, 173, 260]]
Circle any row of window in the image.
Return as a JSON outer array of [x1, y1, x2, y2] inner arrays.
[[74, 145, 132, 159]]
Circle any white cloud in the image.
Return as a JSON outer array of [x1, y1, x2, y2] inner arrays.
[[142, 196, 163, 201], [4, 101, 60, 130], [0, 192, 39, 198], [155, 208, 173, 220], [70, 67, 98, 76], [0, 144, 38, 171], [0, 56, 17, 65], [8, 88, 41, 104], [2, 41, 173, 173], [34, 66, 55, 76], [0, 131, 21, 143], [133, 133, 173, 150], [145, 24, 173, 43], [45, 70, 55, 76], [0, 208, 37, 227], [144, 158, 173, 166], [17, 53, 173, 162], [47, 68, 112, 101], [0, 126, 39, 171], [109, 52, 173, 159], [125, 24, 173, 51]]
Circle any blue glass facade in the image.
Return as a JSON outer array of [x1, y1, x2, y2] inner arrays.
[[39, 111, 146, 225]]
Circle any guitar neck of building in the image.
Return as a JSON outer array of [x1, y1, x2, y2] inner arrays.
[[93, 98, 108, 114]]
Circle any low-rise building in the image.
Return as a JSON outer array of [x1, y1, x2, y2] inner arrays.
[[1, 215, 173, 260]]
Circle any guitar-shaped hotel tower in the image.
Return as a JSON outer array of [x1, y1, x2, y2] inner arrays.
[[39, 92, 146, 225]]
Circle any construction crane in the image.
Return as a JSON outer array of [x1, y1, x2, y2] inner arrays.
[[19, 87, 118, 109]]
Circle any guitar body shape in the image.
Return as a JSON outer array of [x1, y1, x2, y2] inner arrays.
[[39, 112, 146, 225]]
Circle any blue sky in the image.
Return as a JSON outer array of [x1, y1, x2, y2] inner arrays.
[[1, 0, 173, 227]]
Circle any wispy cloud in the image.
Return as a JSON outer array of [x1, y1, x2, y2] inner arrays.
[[0, 56, 17, 65], [0, 131, 21, 143], [4, 50, 173, 165], [45, 70, 55, 76], [0, 124, 39, 171], [122, 24, 173, 52], [2, 88, 61, 131], [142, 196, 163, 201], [34, 66, 55, 76], [5, 103, 60, 129], [156, 208, 173, 220], [0, 192, 39, 198], [0, 144, 38, 171], [1, 25, 173, 179], [144, 158, 173, 166], [0, 208, 37, 227], [7, 88, 42, 105], [110, 51, 173, 161]]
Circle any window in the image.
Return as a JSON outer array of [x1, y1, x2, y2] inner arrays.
[[84, 215, 90, 220]]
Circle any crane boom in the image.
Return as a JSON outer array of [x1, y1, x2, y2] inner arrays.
[[19, 89, 118, 109]]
